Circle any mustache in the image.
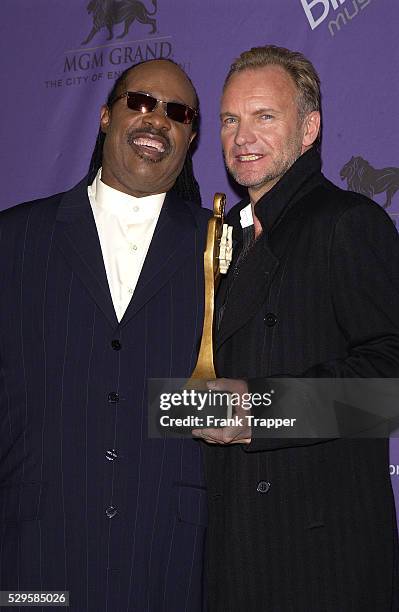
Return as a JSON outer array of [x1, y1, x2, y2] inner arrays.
[[126, 127, 171, 152]]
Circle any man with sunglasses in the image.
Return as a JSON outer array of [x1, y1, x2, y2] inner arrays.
[[0, 59, 209, 611]]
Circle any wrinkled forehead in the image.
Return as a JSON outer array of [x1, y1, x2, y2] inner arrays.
[[123, 60, 197, 107], [221, 65, 300, 113], [224, 65, 298, 96]]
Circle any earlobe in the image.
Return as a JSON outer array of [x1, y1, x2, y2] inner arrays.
[[302, 111, 321, 147], [100, 105, 111, 133]]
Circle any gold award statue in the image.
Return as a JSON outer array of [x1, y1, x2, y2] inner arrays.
[[187, 193, 232, 383]]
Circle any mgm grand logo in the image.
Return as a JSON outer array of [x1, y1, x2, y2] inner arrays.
[[340, 156, 399, 210], [58, 0, 172, 84], [82, 0, 157, 45]]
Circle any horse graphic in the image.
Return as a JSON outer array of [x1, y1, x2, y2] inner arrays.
[[340, 156, 399, 209], [82, 0, 157, 45]]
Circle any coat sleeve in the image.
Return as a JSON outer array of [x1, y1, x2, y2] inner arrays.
[[245, 200, 399, 452]]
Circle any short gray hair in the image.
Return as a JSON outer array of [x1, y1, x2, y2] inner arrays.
[[225, 45, 321, 121]]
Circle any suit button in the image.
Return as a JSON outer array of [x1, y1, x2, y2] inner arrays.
[[105, 505, 117, 519], [108, 392, 119, 403], [264, 313, 278, 327], [111, 339, 121, 350], [106, 449, 118, 461], [256, 481, 271, 494]]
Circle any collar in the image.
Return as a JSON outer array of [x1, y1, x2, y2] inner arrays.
[[88, 168, 165, 224], [56, 174, 201, 233], [255, 147, 322, 233], [229, 147, 322, 240]]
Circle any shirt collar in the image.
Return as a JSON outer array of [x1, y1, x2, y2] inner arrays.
[[88, 168, 165, 223]]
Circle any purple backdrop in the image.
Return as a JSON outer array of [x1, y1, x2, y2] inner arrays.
[[2, 0, 399, 509]]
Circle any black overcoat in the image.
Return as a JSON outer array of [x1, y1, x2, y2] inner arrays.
[[203, 149, 399, 612]]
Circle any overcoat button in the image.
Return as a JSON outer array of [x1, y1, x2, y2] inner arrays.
[[256, 481, 271, 494], [264, 313, 278, 327], [111, 339, 121, 350], [108, 392, 119, 403], [106, 449, 118, 461], [105, 505, 117, 518]]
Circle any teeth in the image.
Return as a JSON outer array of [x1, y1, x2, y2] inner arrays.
[[133, 137, 165, 152], [239, 154, 262, 161]]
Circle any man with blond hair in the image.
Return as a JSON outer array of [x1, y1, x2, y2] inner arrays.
[[196, 46, 399, 611]]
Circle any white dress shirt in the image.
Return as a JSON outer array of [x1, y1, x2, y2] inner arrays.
[[88, 168, 165, 322]]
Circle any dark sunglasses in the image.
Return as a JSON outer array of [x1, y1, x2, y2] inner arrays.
[[110, 91, 198, 125]]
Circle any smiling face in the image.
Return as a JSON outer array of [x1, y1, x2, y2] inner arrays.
[[220, 65, 320, 202], [100, 60, 197, 197]]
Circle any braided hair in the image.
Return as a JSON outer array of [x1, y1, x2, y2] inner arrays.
[[88, 60, 202, 206]]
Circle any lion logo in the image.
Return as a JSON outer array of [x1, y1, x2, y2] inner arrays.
[[82, 0, 157, 45], [340, 156, 399, 209]]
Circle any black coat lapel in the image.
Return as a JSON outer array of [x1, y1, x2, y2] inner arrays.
[[216, 191, 315, 349], [216, 238, 279, 349], [216, 150, 324, 350], [55, 178, 118, 327]]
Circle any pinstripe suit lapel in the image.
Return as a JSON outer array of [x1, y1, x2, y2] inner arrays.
[[55, 177, 118, 327], [119, 191, 198, 327]]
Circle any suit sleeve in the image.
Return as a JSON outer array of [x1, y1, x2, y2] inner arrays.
[[245, 201, 399, 452]]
